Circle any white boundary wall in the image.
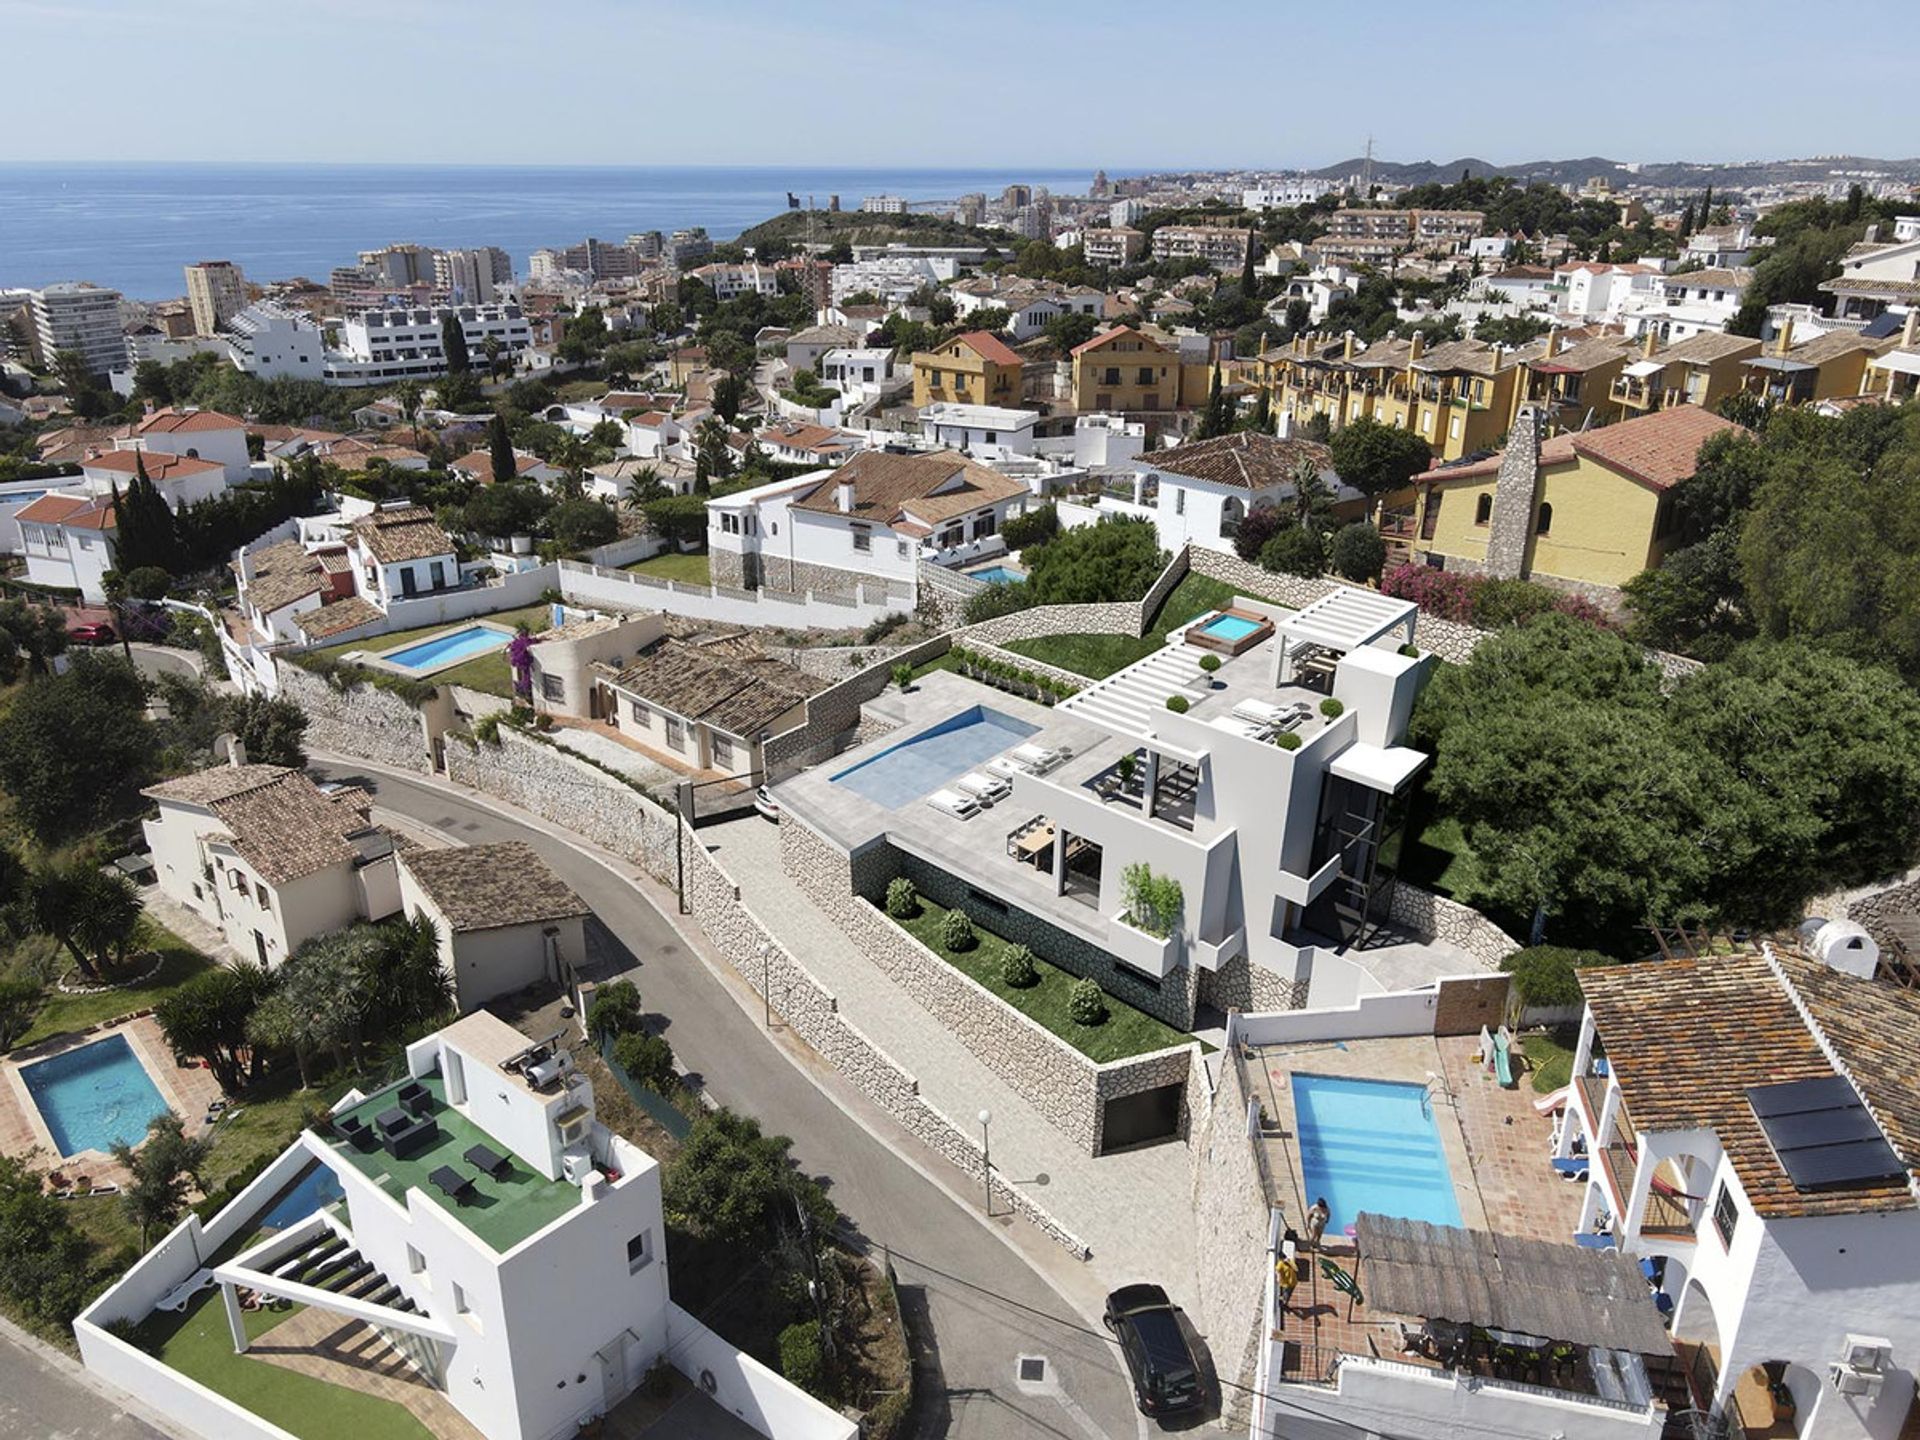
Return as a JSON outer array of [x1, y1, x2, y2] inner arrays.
[[665, 1302, 857, 1440]]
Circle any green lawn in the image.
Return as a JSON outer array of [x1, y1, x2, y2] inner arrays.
[[8, 923, 215, 1051], [893, 897, 1192, 1062], [1382, 791, 1479, 901], [306, 601, 554, 698], [623, 549, 711, 585], [1522, 1028, 1577, 1095], [1003, 572, 1243, 679], [136, 1290, 432, 1440]]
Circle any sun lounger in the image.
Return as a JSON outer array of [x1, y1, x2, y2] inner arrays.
[[954, 771, 1011, 804], [1493, 1027, 1515, 1088], [1212, 715, 1270, 741], [1550, 1156, 1590, 1178], [430, 1166, 476, 1204], [1232, 698, 1309, 727], [925, 788, 980, 820], [987, 754, 1032, 779], [1010, 743, 1064, 774]]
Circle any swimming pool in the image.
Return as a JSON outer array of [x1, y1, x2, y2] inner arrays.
[[1199, 613, 1262, 642], [1292, 1073, 1463, 1233], [969, 565, 1025, 585], [256, 1162, 346, 1230], [381, 624, 510, 671], [830, 705, 1038, 808], [21, 1034, 170, 1157]]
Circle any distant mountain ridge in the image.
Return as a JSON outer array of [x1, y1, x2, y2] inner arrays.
[[1303, 154, 1920, 188]]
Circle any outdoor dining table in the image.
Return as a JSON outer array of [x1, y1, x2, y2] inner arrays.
[[1014, 825, 1055, 860]]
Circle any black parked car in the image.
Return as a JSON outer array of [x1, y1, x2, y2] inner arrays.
[[1103, 1283, 1203, 1418]]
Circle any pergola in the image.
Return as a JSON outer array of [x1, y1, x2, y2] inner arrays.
[[1273, 588, 1418, 686]]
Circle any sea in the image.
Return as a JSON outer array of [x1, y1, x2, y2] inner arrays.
[[0, 163, 1103, 301]]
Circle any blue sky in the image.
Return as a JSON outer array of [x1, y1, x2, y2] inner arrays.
[[7, 0, 1916, 167]]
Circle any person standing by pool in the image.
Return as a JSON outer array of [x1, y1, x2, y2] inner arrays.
[[1274, 1254, 1298, 1318], [1306, 1196, 1331, 1251]]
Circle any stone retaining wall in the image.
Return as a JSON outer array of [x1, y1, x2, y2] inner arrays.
[[783, 815, 1197, 1155], [1190, 1046, 1271, 1429], [444, 727, 678, 883], [678, 819, 1090, 1256], [275, 660, 441, 773], [763, 634, 950, 777], [1384, 884, 1520, 968], [1845, 877, 1920, 952], [1198, 952, 1303, 1014]]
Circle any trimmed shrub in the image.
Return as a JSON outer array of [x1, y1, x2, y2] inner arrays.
[[1165, 694, 1189, 713], [612, 1030, 677, 1092], [587, 979, 641, 1040], [1198, 653, 1221, 673], [891, 661, 913, 691], [1501, 945, 1617, 1010], [778, 1321, 828, 1397], [1319, 698, 1344, 718], [1398, 642, 1419, 658], [885, 877, 920, 919], [941, 908, 977, 952], [1067, 978, 1107, 1027], [1330, 521, 1387, 583], [1274, 731, 1302, 750], [1001, 945, 1039, 988]]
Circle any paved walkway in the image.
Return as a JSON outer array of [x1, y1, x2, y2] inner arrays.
[[251, 1307, 484, 1439], [700, 814, 1200, 1311], [139, 885, 241, 964]]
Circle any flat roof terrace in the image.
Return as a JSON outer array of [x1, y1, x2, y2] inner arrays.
[[325, 1074, 581, 1253]]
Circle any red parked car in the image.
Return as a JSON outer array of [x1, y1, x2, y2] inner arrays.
[[67, 621, 117, 646]]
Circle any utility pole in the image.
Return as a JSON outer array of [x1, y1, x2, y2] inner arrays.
[[1363, 134, 1375, 201]]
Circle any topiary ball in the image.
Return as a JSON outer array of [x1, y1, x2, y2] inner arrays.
[[885, 877, 920, 919], [1067, 978, 1107, 1026], [941, 908, 977, 952], [1001, 945, 1039, 988]]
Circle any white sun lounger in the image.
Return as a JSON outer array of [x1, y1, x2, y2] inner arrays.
[[987, 754, 1032, 779], [925, 788, 980, 819], [1212, 715, 1270, 741], [1010, 742, 1065, 774], [1233, 698, 1310, 727], [954, 771, 1011, 804]]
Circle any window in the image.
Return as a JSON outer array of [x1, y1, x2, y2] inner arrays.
[[541, 673, 566, 702], [896, 539, 909, 558], [711, 734, 734, 769], [1174, 489, 1185, 516], [629, 699, 651, 727], [627, 1229, 654, 1274], [255, 882, 270, 910], [399, 566, 418, 597], [1712, 1184, 1737, 1248], [851, 525, 872, 553], [1535, 502, 1553, 535], [1474, 494, 1492, 526], [452, 1280, 480, 1330], [665, 716, 685, 751], [1103, 367, 1121, 386], [406, 1243, 427, 1278], [983, 431, 997, 444], [721, 513, 740, 535], [974, 510, 995, 538], [1136, 367, 1154, 385], [428, 561, 445, 589]]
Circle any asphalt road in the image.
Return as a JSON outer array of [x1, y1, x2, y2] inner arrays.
[[0, 1320, 177, 1440], [314, 759, 1155, 1440]]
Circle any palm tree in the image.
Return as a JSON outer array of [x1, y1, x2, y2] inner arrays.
[[622, 465, 666, 514], [33, 866, 140, 982], [553, 436, 591, 500], [483, 335, 504, 382], [393, 379, 424, 445]]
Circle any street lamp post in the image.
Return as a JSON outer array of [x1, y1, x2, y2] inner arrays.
[[978, 1108, 992, 1216], [757, 940, 771, 1029]]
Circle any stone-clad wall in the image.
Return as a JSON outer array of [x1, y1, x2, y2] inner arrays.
[[1845, 877, 1920, 952], [960, 599, 1147, 648], [1199, 952, 1304, 1014], [762, 634, 950, 776], [275, 660, 440, 773], [680, 819, 1090, 1256], [1190, 1046, 1272, 1429], [783, 816, 1197, 1155], [444, 727, 678, 884], [1385, 884, 1519, 968]]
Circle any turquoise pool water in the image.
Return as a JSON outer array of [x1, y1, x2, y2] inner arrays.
[[970, 565, 1025, 585], [830, 705, 1038, 808], [1199, 612, 1263, 642], [1292, 1073, 1463, 1232], [383, 624, 510, 670], [257, 1162, 346, 1230], [21, 1035, 170, 1157]]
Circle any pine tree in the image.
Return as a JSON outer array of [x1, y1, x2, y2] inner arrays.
[[441, 312, 470, 375], [1699, 185, 1713, 225], [487, 412, 515, 486]]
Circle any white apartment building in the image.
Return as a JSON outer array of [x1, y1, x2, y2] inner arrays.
[[224, 300, 331, 380], [1082, 227, 1146, 267], [1152, 226, 1253, 270], [15, 493, 119, 601], [1621, 267, 1754, 341], [687, 262, 779, 301], [184, 260, 247, 336], [1243, 180, 1338, 210], [78, 1010, 855, 1440], [861, 194, 909, 214], [30, 282, 129, 374], [330, 304, 532, 385], [819, 346, 897, 405], [434, 247, 514, 302], [1556, 262, 1662, 323], [949, 277, 1104, 341], [830, 255, 958, 305], [917, 403, 1046, 460]]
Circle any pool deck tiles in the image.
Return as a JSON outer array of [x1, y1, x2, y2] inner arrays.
[[0, 1013, 223, 1187]]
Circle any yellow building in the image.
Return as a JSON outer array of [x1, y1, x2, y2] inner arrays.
[[911, 330, 1024, 408], [1069, 326, 1204, 413], [1389, 404, 1744, 590], [1517, 331, 1639, 432], [1858, 312, 1920, 402], [1608, 331, 1761, 421], [1740, 319, 1896, 406]]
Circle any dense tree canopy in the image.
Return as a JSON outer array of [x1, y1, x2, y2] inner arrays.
[[0, 655, 153, 841], [1024, 515, 1166, 605], [1330, 417, 1433, 499]]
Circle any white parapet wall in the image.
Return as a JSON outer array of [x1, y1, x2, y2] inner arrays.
[[665, 1302, 858, 1440]]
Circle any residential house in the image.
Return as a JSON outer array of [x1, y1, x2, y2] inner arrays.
[[1684, 221, 1757, 268], [15, 493, 118, 601], [911, 330, 1025, 409], [349, 504, 461, 605], [1563, 945, 1920, 1440], [321, 436, 433, 471], [524, 613, 663, 718], [1069, 326, 1205, 414], [785, 324, 859, 376], [819, 346, 897, 406], [1740, 320, 1893, 406], [1817, 227, 1920, 326], [78, 1009, 856, 1440], [450, 448, 563, 487], [1277, 265, 1359, 324], [1609, 331, 1762, 420], [1520, 330, 1641, 429], [1555, 263, 1661, 324], [1394, 403, 1741, 590], [949, 276, 1103, 341], [1622, 268, 1754, 341], [585, 455, 696, 503], [77, 450, 230, 508], [119, 405, 252, 483], [706, 448, 1031, 598], [396, 842, 590, 1013], [232, 537, 358, 643], [141, 762, 400, 969], [685, 261, 778, 301], [746, 421, 861, 468], [1857, 311, 1920, 403], [598, 639, 823, 779], [1092, 431, 1354, 556]]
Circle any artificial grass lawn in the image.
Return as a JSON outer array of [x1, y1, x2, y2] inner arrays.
[[1002, 572, 1242, 679], [623, 549, 712, 585], [1382, 790, 1480, 902], [307, 601, 554, 698], [9, 924, 215, 1051], [893, 897, 1192, 1062], [137, 1289, 432, 1440]]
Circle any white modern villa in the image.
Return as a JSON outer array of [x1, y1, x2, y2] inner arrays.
[[77, 1011, 855, 1440]]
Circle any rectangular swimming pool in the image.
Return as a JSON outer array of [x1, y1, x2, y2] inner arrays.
[[968, 565, 1025, 585], [1199, 613, 1262, 642], [382, 624, 510, 671], [830, 705, 1038, 809], [1292, 1073, 1463, 1233], [21, 1034, 170, 1157]]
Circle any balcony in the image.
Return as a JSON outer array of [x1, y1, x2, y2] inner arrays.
[[1610, 377, 1659, 409]]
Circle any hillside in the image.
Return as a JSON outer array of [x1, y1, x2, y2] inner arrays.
[[737, 208, 1008, 253], [1306, 154, 1920, 189]]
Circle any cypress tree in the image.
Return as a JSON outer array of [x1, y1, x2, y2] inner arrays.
[[441, 312, 470, 375], [1239, 227, 1257, 296], [487, 412, 515, 486], [110, 455, 179, 574]]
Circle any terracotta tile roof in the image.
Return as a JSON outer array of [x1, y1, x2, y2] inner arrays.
[[1413, 339, 1514, 376], [292, 595, 383, 639], [143, 763, 295, 807], [135, 407, 245, 435], [609, 641, 823, 738], [1778, 953, 1920, 1191], [399, 841, 589, 933], [324, 438, 428, 468], [208, 772, 372, 885], [947, 330, 1023, 367], [15, 493, 116, 529], [1529, 334, 1638, 374], [81, 450, 224, 481], [1658, 332, 1761, 365], [1819, 277, 1920, 300], [1415, 405, 1739, 492], [1351, 338, 1417, 371], [237, 539, 326, 615], [36, 423, 128, 463], [787, 449, 1027, 526], [350, 505, 455, 564], [1578, 952, 1919, 1218], [250, 424, 347, 446], [1152, 431, 1334, 491], [450, 450, 544, 485], [757, 422, 855, 456], [1071, 325, 1174, 358], [788, 324, 859, 347], [1663, 267, 1752, 291], [1754, 331, 1893, 367]]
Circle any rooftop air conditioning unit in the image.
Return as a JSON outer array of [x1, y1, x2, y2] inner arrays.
[[1829, 1363, 1883, 1398], [526, 1049, 573, 1090], [1843, 1336, 1892, 1374]]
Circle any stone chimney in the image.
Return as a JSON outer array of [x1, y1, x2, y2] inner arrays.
[[1543, 330, 1562, 360], [1342, 330, 1357, 360], [1775, 316, 1795, 357], [1643, 329, 1659, 359], [1483, 404, 1544, 580], [1903, 309, 1919, 348], [1408, 331, 1425, 363], [835, 478, 855, 512]]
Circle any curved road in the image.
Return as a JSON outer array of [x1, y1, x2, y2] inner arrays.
[[313, 759, 1151, 1440]]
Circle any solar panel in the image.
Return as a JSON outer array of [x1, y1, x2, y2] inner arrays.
[[1748, 1077, 1906, 1191]]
